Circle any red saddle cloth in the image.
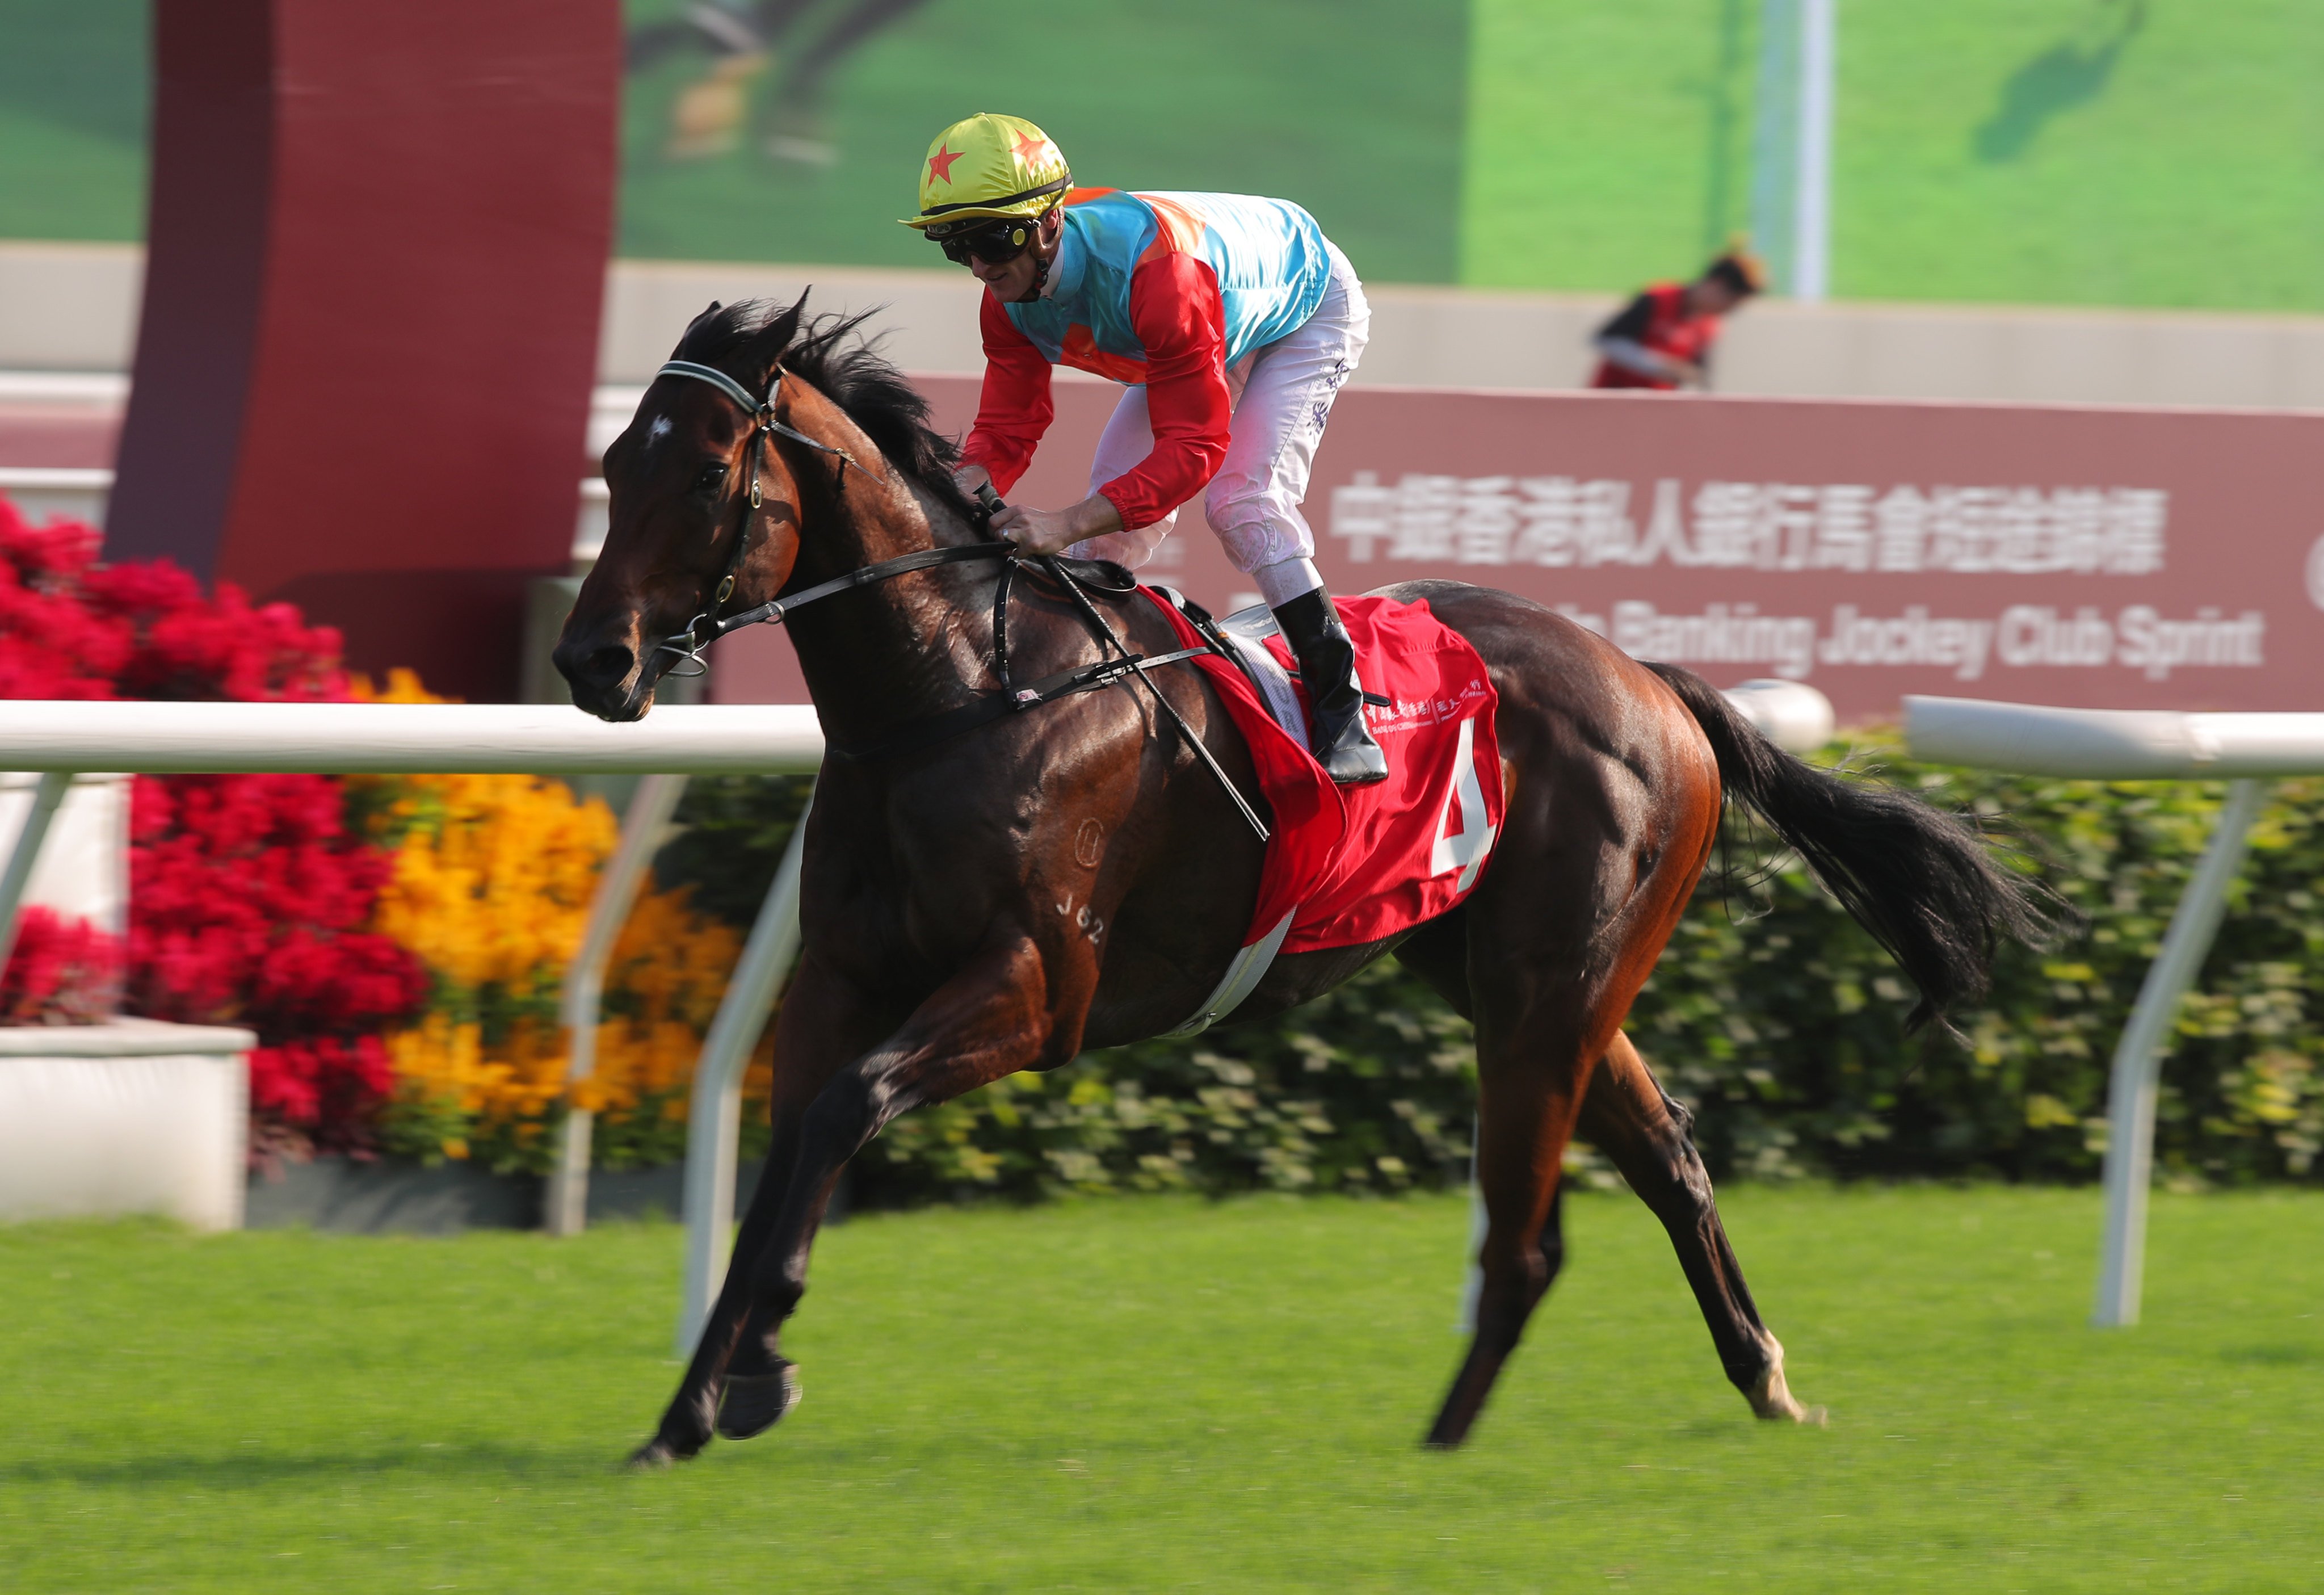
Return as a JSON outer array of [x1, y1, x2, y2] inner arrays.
[[1143, 590, 1506, 954]]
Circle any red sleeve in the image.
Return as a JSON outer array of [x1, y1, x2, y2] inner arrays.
[[960, 290, 1053, 496], [1094, 253, 1232, 531]]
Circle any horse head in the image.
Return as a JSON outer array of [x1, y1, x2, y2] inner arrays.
[[556, 295, 832, 721]]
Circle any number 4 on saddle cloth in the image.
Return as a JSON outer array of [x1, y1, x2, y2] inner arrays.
[[1144, 589, 1506, 1036]]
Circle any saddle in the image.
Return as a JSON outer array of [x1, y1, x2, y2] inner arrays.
[[1152, 589, 1309, 749], [1140, 586, 1507, 1037]]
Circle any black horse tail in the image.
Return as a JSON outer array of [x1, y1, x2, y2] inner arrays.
[[1645, 662, 2064, 1035]]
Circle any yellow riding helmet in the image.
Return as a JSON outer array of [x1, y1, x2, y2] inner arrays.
[[899, 112, 1070, 238]]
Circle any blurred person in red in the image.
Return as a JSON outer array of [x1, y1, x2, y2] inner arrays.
[[1589, 245, 1767, 391]]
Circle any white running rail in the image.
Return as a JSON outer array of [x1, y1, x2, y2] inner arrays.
[[0, 684, 1833, 1355], [0, 700, 821, 775], [0, 699, 823, 1342], [1906, 695, 2324, 1329]]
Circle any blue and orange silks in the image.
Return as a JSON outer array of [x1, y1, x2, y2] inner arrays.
[[961, 189, 1335, 532]]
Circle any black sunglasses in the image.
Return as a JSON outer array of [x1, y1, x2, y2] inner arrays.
[[932, 216, 1037, 267]]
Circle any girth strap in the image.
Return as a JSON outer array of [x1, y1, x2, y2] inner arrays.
[[1158, 908, 1297, 1039]]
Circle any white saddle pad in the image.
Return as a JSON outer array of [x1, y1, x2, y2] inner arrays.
[[1213, 602, 1309, 748]]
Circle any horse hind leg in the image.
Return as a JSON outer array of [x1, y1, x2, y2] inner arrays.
[[1578, 1032, 1825, 1425], [1423, 995, 1602, 1449]]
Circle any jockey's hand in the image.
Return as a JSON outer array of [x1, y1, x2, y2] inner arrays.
[[951, 463, 993, 498], [990, 503, 1081, 556], [993, 492, 1125, 558]]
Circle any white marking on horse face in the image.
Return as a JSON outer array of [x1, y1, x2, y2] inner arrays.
[[646, 415, 674, 446]]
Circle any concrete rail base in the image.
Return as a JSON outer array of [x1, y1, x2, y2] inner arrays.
[[0, 1019, 255, 1231], [243, 1155, 788, 1236]]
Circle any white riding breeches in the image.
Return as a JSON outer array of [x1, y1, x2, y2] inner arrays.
[[1066, 240, 1371, 575]]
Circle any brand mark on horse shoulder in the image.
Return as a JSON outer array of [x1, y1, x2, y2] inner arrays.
[[1074, 819, 1103, 868], [1055, 891, 1105, 943]]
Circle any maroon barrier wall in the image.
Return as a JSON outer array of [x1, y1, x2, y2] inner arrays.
[[708, 380, 2324, 724], [106, 0, 621, 700]]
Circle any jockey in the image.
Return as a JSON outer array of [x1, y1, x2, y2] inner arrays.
[[901, 112, 1387, 786]]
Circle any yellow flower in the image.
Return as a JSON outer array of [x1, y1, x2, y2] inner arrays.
[[359, 670, 768, 1152]]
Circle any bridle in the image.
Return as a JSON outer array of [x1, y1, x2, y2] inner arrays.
[[640, 356, 1270, 841], [650, 358, 888, 675]]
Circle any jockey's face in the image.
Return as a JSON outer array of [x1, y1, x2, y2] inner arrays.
[[964, 207, 1064, 304], [1689, 277, 1746, 317]]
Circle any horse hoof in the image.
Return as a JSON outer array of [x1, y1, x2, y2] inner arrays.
[[624, 1438, 683, 1472], [1746, 1342, 1826, 1425], [715, 1361, 801, 1441]]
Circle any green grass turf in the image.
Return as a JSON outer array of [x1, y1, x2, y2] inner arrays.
[[613, 0, 1467, 284], [7, 1, 2322, 313], [0, 0, 1467, 282], [1461, 0, 1758, 298], [1464, 0, 2324, 311], [2, 1186, 2319, 1591]]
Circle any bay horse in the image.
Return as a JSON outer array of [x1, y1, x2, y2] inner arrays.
[[554, 298, 2052, 1468]]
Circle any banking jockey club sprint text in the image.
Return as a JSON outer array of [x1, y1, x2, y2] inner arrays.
[[1328, 472, 2269, 686]]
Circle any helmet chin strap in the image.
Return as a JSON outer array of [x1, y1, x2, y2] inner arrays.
[[1020, 203, 1061, 300]]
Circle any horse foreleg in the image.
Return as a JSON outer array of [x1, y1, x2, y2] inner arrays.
[[628, 954, 877, 1469], [714, 936, 1061, 1442], [1578, 1032, 1824, 1424]]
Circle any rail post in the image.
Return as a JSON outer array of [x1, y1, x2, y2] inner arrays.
[[675, 788, 812, 1355], [544, 772, 691, 1237], [2091, 776, 2264, 1328], [0, 770, 73, 970]]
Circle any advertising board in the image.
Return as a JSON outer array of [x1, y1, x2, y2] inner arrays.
[[709, 380, 2324, 724]]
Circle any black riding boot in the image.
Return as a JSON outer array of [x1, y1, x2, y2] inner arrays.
[[1272, 587, 1389, 786]]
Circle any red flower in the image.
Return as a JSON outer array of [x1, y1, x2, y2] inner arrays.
[[1, 497, 423, 1151], [0, 906, 123, 1025]]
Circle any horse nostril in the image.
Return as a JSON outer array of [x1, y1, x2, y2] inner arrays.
[[586, 645, 634, 688], [559, 643, 633, 691]]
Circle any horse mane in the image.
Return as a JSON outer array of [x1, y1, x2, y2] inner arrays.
[[671, 297, 979, 526]]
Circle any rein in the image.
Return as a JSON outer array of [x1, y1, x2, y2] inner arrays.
[[641, 359, 1271, 841]]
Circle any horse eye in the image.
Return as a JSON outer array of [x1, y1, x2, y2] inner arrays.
[[691, 462, 728, 493]]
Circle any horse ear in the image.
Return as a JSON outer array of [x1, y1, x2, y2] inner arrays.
[[739, 289, 811, 385], [672, 300, 725, 355]]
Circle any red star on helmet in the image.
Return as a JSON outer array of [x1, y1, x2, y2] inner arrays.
[[1011, 131, 1052, 165], [927, 144, 962, 184]]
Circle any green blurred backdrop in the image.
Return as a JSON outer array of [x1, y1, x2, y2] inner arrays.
[[2, 0, 2319, 309]]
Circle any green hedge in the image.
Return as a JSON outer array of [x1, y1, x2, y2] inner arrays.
[[661, 758, 2324, 1200], [1638, 761, 2322, 1187]]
